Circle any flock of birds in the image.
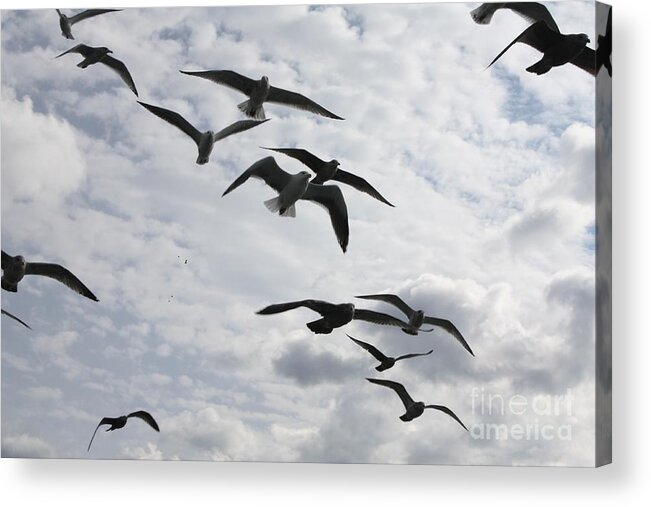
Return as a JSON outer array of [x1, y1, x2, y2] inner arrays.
[[1, 3, 611, 455]]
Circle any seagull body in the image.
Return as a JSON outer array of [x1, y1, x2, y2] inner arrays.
[[367, 378, 467, 429], [56, 9, 121, 40], [262, 147, 394, 207], [257, 300, 414, 334], [138, 101, 269, 165], [470, 2, 559, 31], [1, 308, 31, 330], [180, 70, 344, 120], [222, 156, 349, 252], [347, 335, 432, 372], [2, 250, 98, 302], [356, 293, 474, 356], [87, 411, 160, 451], [56, 44, 139, 95]]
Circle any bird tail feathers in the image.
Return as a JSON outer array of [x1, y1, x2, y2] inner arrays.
[[238, 100, 266, 120], [526, 60, 552, 75], [264, 197, 296, 217], [306, 319, 333, 334]]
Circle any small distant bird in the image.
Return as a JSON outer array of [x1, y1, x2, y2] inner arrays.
[[2, 250, 98, 302], [596, 7, 612, 76], [487, 21, 595, 76], [261, 147, 394, 207], [470, 2, 559, 31], [55, 8, 121, 40], [56, 44, 138, 96], [180, 70, 344, 120], [356, 293, 474, 356], [257, 300, 416, 334], [87, 411, 160, 452], [347, 334, 432, 371], [366, 378, 467, 428], [138, 101, 269, 165], [1, 308, 31, 330], [222, 156, 349, 252]]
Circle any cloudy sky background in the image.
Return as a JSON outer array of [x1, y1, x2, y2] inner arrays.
[[1, 1, 602, 465]]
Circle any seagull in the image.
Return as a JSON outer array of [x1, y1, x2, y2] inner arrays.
[[1, 309, 31, 330], [2, 250, 99, 302], [256, 300, 415, 334], [222, 156, 349, 252], [347, 334, 432, 371], [596, 7, 612, 76], [87, 411, 160, 452], [179, 70, 344, 120], [138, 101, 269, 165], [470, 2, 559, 31], [366, 378, 468, 428], [356, 293, 474, 356], [487, 20, 594, 75], [55, 9, 121, 40], [261, 147, 394, 207], [56, 44, 139, 96]]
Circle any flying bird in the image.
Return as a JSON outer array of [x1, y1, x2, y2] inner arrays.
[[138, 101, 269, 165], [596, 7, 612, 76], [2, 250, 99, 302], [180, 70, 344, 120], [470, 2, 559, 31], [87, 411, 160, 452], [261, 147, 394, 207], [256, 300, 415, 334], [1, 309, 31, 330], [366, 378, 467, 428], [347, 334, 432, 371], [356, 293, 474, 356], [55, 8, 121, 40], [56, 44, 139, 96], [222, 156, 349, 252]]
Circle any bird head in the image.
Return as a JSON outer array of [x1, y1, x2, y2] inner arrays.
[[299, 170, 312, 181], [15, 255, 26, 267], [329, 159, 340, 168], [578, 33, 590, 44], [100, 47, 113, 54], [261, 75, 269, 85]]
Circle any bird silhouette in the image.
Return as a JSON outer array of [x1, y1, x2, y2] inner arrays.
[[56, 44, 138, 96], [87, 411, 160, 451], [356, 293, 473, 355], [347, 334, 432, 371], [2, 250, 98, 302], [257, 300, 416, 334], [367, 378, 467, 428], [55, 8, 121, 40], [180, 70, 344, 120]]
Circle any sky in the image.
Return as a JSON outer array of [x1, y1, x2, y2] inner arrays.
[[1, 1, 603, 465]]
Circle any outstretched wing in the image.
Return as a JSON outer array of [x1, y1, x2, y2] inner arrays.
[[353, 309, 410, 328], [261, 147, 326, 172], [333, 169, 394, 207], [256, 299, 337, 317], [423, 317, 474, 356], [222, 156, 292, 197], [424, 404, 468, 431], [179, 70, 257, 96], [301, 184, 349, 253], [347, 334, 389, 362], [55, 43, 95, 59], [213, 119, 270, 143], [366, 378, 416, 410], [87, 417, 113, 452], [127, 411, 160, 432], [138, 101, 202, 146], [395, 349, 434, 362], [2, 250, 11, 269], [100, 55, 138, 96], [266, 86, 344, 120], [571, 47, 597, 76], [488, 21, 563, 69], [24, 262, 99, 302], [355, 294, 414, 319], [471, 2, 559, 32], [1, 309, 31, 330], [69, 9, 122, 25]]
